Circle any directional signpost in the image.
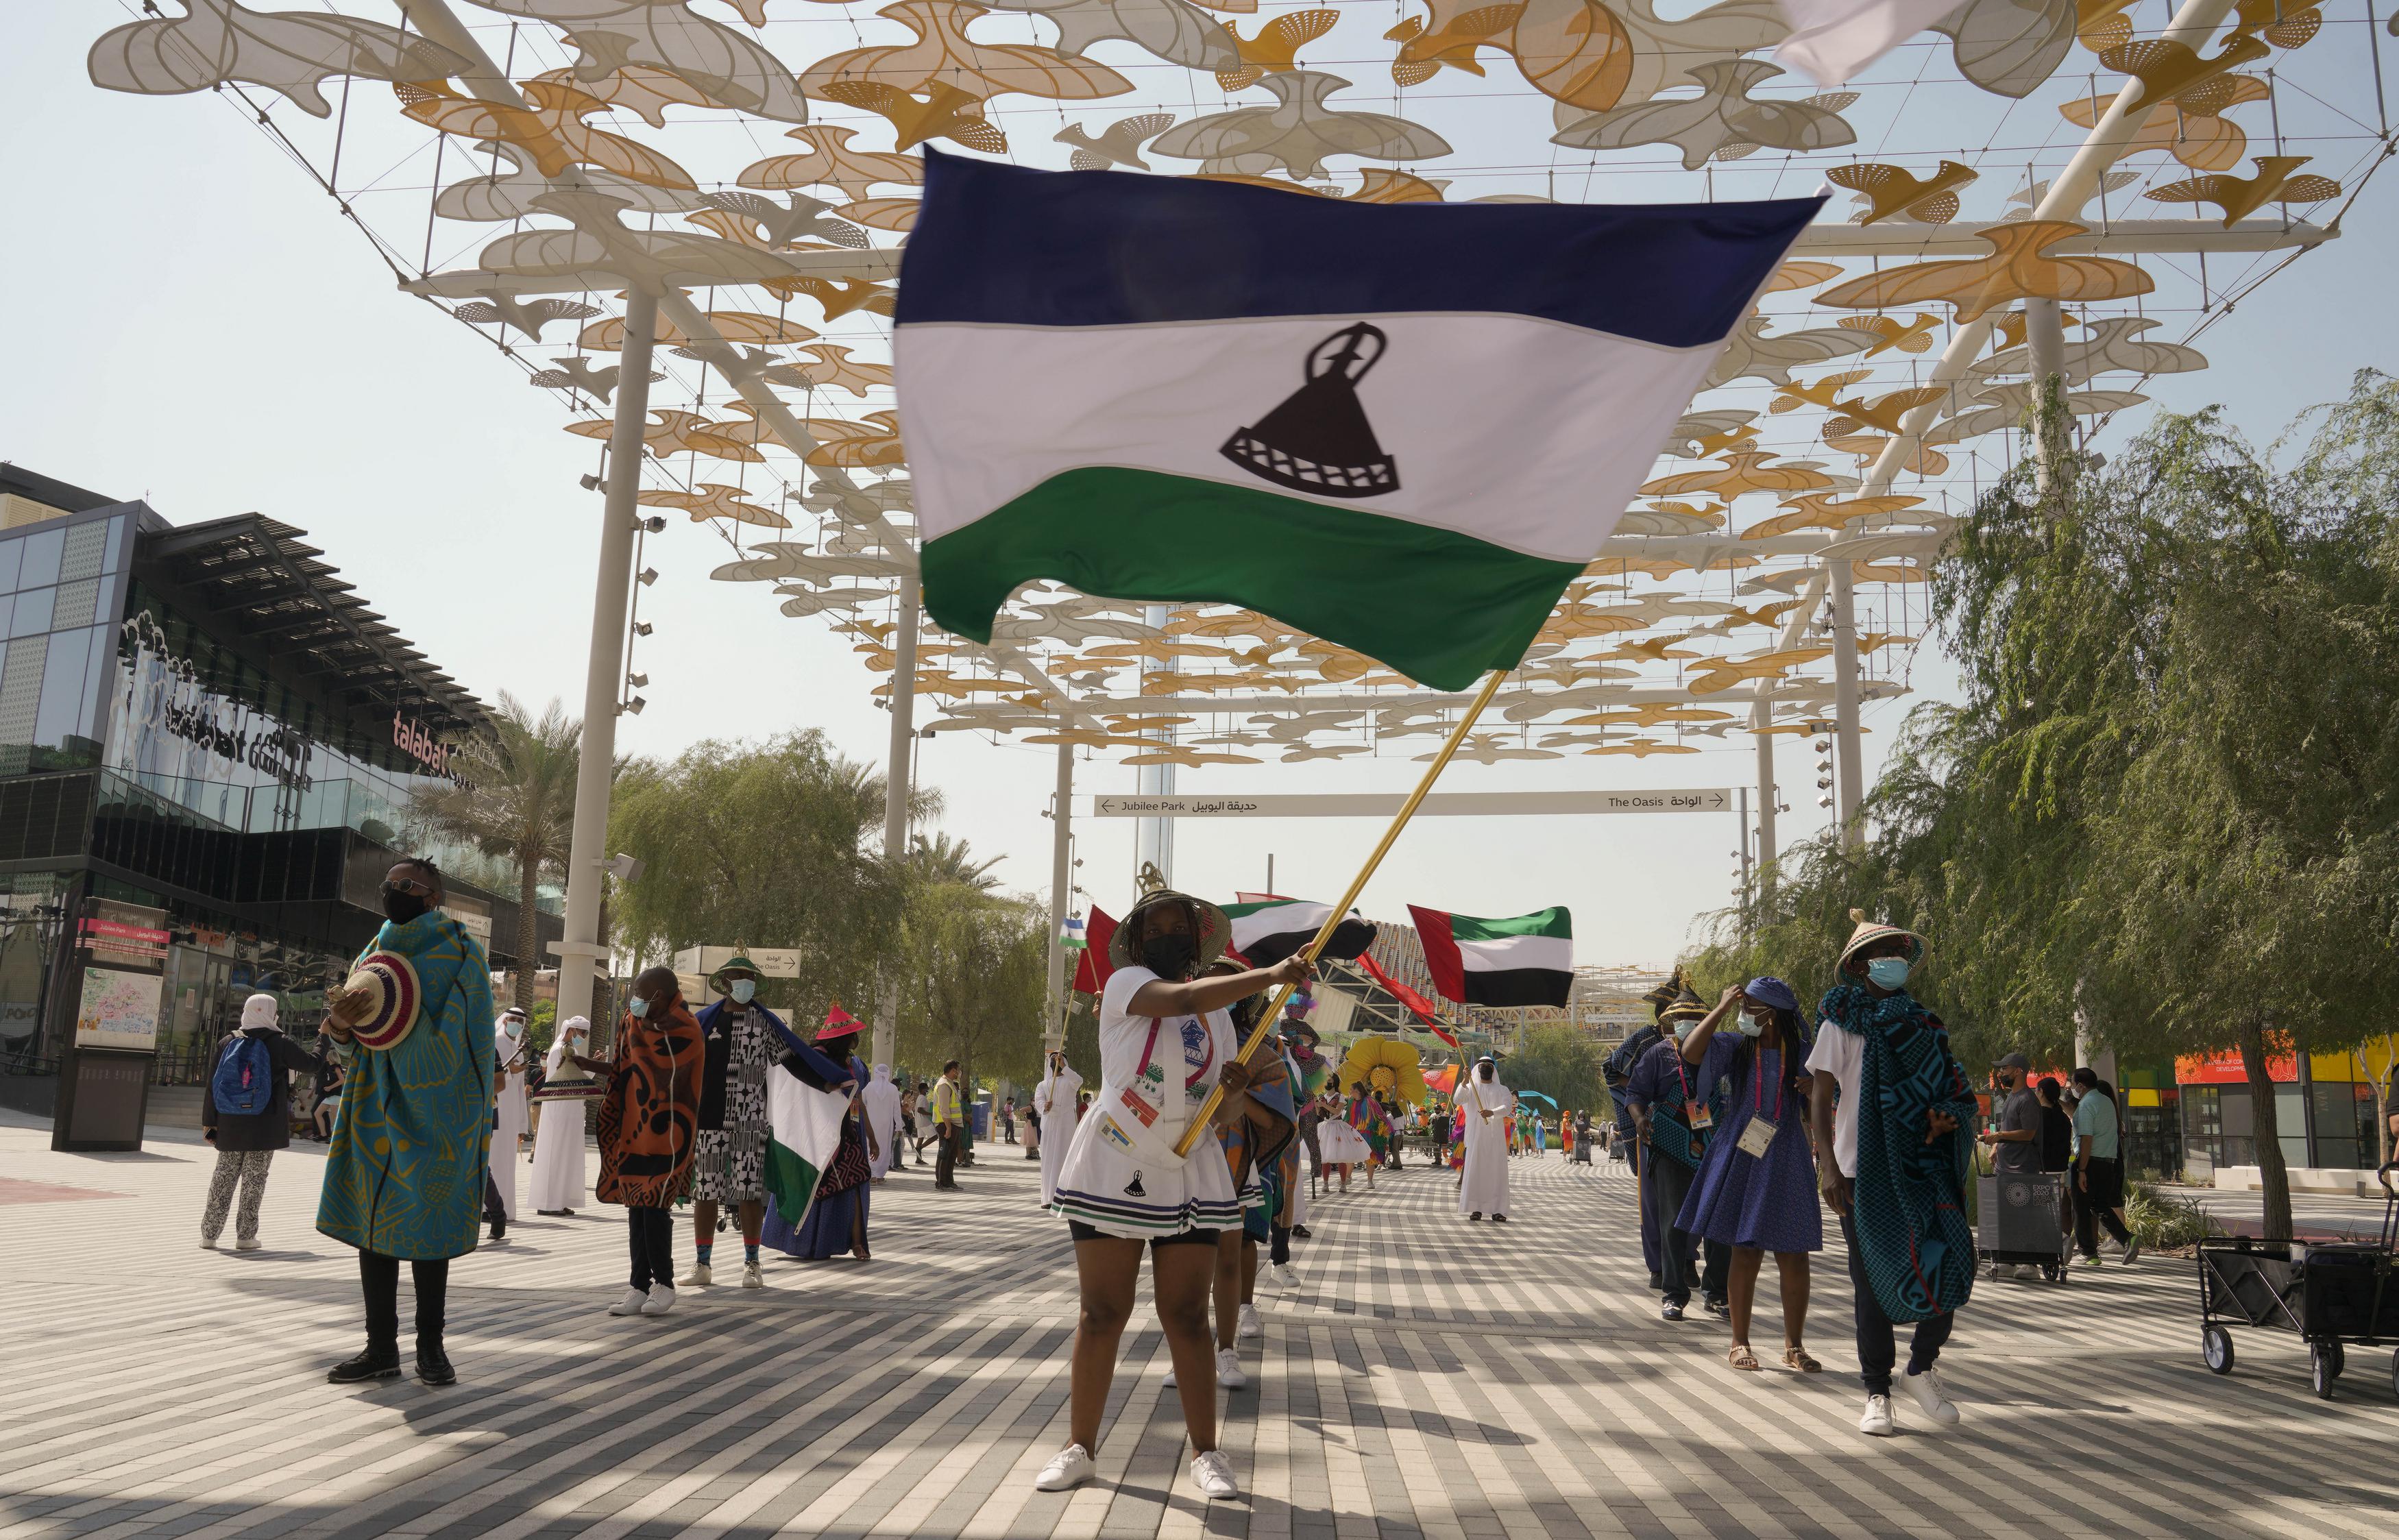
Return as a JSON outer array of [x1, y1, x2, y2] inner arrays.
[[1090, 790, 1733, 818]]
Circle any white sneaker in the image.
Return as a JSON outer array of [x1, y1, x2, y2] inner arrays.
[[1215, 1346, 1247, 1389], [199, 1236, 219, 1250], [1034, 1443, 1095, 1492], [235, 1238, 263, 1252], [641, 1284, 678, 1316], [1277, 1263, 1304, 1289], [680, 1262, 713, 1287], [1237, 1303, 1262, 1339], [608, 1287, 648, 1316], [742, 1260, 764, 1289], [1163, 1361, 1177, 1388], [1901, 1365, 1960, 1425], [1859, 1395, 1897, 1437], [1189, 1450, 1239, 1499]]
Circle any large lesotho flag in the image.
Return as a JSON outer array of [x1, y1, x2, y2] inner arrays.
[[896, 151, 1823, 690]]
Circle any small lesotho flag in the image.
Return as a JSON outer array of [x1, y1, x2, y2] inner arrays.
[[1061, 914, 1086, 951], [895, 151, 1823, 689]]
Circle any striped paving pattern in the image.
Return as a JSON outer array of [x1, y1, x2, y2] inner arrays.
[[4, 1118, 2396, 1540]]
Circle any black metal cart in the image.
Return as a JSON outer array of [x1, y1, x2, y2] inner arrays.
[[2197, 1164, 2399, 1400], [1977, 1172, 2071, 1282]]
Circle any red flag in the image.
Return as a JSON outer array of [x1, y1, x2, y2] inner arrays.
[[1072, 905, 1119, 994], [1359, 954, 1459, 1047]]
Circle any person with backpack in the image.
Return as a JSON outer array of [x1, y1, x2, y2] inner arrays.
[[201, 994, 317, 1251]]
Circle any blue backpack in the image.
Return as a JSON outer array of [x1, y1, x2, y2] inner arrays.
[[212, 1034, 274, 1118]]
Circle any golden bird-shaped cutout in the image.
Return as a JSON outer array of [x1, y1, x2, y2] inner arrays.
[[1829, 160, 1979, 224], [1822, 432, 1951, 476], [1838, 313, 1941, 356], [1056, 111, 1179, 170], [2075, 0, 2139, 51], [564, 408, 757, 461], [794, 411, 905, 467], [1823, 384, 1949, 438], [764, 273, 901, 321], [1641, 449, 1843, 498], [1502, 0, 1636, 112], [803, 1, 1133, 101], [1687, 646, 1834, 694], [818, 80, 1007, 154], [529, 64, 722, 128], [738, 125, 925, 200], [1744, 493, 1924, 539], [2143, 154, 2341, 226], [1386, 3, 1526, 86], [1688, 421, 1760, 457], [1988, 306, 2077, 350], [2098, 32, 2272, 111], [577, 309, 816, 352], [1605, 635, 1705, 663], [764, 343, 894, 398], [2060, 75, 2263, 170], [2231, 0, 2322, 47], [1584, 740, 1702, 757], [1565, 704, 1738, 728], [395, 78, 696, 189], [1217, 9, 1341, 89], [1770, 368, 1873, 414], [1816, 220, 2152, 322], [1766, 259, 1846, 294], [638, 483, 790, 528]]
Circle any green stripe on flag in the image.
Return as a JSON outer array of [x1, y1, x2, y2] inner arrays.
[[762, 1137, 822, 1221], [922, 468, 1583, 692], [1450, 907, 1573, 942]]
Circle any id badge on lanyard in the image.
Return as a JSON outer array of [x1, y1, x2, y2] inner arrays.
[[1677, 1055, 1712, 1131], [1735, 1049, 1777, 1158]]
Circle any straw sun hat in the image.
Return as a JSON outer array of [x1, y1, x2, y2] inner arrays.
[[1106, 890, 1231, 971], [332, 949, 422, 1051], [1838, 908, 1927, 971]]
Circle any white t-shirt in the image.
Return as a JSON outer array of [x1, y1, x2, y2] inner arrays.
[[1805, 1022, 1864, 1178]]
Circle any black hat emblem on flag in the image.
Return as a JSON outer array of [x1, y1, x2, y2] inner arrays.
[[1220, 322, 1399, 498]]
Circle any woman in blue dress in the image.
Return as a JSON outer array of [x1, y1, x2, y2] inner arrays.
[[1677, 977, 1821, 1373]]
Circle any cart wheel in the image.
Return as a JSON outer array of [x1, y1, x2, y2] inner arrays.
[[2312, 1342, 2338, 1400], [2328, 1339, 2347, 1378], [2202, 1325, 2234, 1376]]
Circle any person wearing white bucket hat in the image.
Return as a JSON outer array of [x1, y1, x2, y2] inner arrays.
[[199, 993, 317, 1251]]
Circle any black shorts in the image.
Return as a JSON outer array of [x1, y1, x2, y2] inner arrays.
[[1068, 1221, 1222, 1249]]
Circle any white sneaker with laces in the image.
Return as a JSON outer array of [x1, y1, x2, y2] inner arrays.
[[680, 1262, 713, 1288], [641, 1284, 678, 1316], [742, 1260, 765, 1288], [1163, 1360, 1177, 1388], [608, 1287, 648, 1316], [1858, 1394, 1897, 1437], [1901, 1365, 1960, 1425], [1276, 1263, 1303, 1289], [1189, 1450, 1239, 1500], [1215, 1346, 1247, 1390], [200, 1236, 220, 1250], [1237, 1303, 1263, 1339], [235, 1238, 263, 1252], [1034, 1443, 1096, 1491]]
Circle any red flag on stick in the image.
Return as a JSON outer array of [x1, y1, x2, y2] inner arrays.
[[1359, 954, 1460, 1048], [1071, 905, 1119, 994]]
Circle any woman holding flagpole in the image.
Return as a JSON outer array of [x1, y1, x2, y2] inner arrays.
[[1036, 890, 1308, 1502]]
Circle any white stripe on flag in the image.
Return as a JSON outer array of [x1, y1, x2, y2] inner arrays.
[[1457, 933, 1576, 973]]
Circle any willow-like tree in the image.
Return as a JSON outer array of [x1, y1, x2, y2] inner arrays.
[[412, 692, 579, 1010]]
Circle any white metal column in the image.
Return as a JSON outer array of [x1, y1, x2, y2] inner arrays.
[[1133, 602, 1174, 887], [552, 286, 656, 1034], [873, 571, 920, 1071], [1827, 559, 1865, 849], [1045, 739, 1073, 1049], [1753, 724, 1777, 896]]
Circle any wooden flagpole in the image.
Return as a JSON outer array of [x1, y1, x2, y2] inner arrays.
[[1173, 665, 1511, 1157]]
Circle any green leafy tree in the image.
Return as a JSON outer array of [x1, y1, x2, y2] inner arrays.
[[894, 883, 1049, 1090], [1505, 1023, 1607, 1125], [910, 831, 1004, 892], [411, 692, 579, 1010]]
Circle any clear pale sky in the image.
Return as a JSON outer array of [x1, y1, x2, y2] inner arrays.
[[6, 7, 2393, 966]]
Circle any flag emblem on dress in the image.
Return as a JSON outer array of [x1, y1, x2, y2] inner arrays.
[[895, 151, 1823, 689], [1407, 905, 1573, 1007]]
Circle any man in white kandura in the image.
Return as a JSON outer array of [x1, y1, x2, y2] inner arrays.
[[863, 1064, 904, 1182], [1458, 1056, 1515, 1223], [529, 1016, 591, 1215], [484, 1005, 531, 1241], [1033, 1047, 1083, 1209]]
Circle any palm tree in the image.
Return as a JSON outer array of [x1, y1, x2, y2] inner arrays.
[[413, 692, 581, 1010], [910, 831, 1002, 892]]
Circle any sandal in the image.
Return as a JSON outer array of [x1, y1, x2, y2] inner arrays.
[[1782, 1345, 1822, 1373], [1727, 1345, 1760, 1372]]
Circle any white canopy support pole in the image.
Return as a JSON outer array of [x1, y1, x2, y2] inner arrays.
[[553, 285, 657, 1034], [873, 570, 920, 1071], [1045, 738, 1073, 1051], [1753, 726, 1777, 896], [2025, 296, 2071, 488], [1747, 566, 1822, 892], [1827, 559, 1865, 849]]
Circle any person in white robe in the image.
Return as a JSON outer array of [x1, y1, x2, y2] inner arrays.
[[485, 1006, 531, 1238], [862, 1063, 904, 1181], [1457, 1057, 1515, 1222], [1032, 1048, 1082, 1208], [529, 1015, 591, 1214]]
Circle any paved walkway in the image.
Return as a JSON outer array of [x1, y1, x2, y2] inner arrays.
[[5, 1117, 2397, 1540]]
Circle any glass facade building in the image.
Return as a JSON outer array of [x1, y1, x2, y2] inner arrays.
[[0, 465, 559, 1111]]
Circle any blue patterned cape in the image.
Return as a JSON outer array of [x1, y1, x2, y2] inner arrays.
[[1820, 983, 1977, 1323], [317, 912, 496, 1260]]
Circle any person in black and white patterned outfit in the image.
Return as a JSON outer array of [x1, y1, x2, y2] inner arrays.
[[685, 953, 784, 1290]]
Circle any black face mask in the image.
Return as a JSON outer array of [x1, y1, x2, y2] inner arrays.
[[1140, 933, 1197, 980], [382, 890, 430, 924]]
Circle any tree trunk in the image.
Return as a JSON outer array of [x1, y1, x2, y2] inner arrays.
[[515, 848, 541, 1014], [2237, 1017, 2293, 1243]]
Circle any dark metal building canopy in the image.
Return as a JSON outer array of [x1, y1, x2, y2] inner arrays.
[[138, 514, 491, 742]]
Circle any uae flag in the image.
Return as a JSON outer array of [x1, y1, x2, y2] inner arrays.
[[763, 1061, 854, 1227], [1408, 905, 1574, 1007], [1223, 897, 1377, 967], [896, 151, 1821, 689]]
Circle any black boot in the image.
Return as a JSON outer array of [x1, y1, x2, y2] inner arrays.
[[328, 1347, 402, 1384], [416, 1342, 457, 1386]]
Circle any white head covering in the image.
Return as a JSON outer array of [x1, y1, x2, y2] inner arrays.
[[546, 1014, 590, 1075], [240, 993, 278, 1032]]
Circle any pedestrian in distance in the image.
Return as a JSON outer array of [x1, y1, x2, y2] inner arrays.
[[931, 1060, 966, 1189], [199, 993, 317, 1252], [2071, 1067, 2140, 1267], [1977, 1052, 2047, 1280]]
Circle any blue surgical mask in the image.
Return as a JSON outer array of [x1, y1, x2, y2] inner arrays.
[[1672, 1020, 1696, 1042], [1865, 956, 1912, 990], [730, 980, 757, 1005], [628, 996, 651, 1019]]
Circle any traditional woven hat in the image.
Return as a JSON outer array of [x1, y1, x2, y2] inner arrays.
[[707, 946, 764, 994], [1837, 907, 1926, 970], [816, 1001, 863, 1043], [1659, 981, 1710, 1023], [1642, 966, 1688, 1016], [1106, 890, 1231, 970], [338, 950, 421, 1051]]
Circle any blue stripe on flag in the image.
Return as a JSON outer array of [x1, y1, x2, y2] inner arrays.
[[897, 151, 1825, 350]]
